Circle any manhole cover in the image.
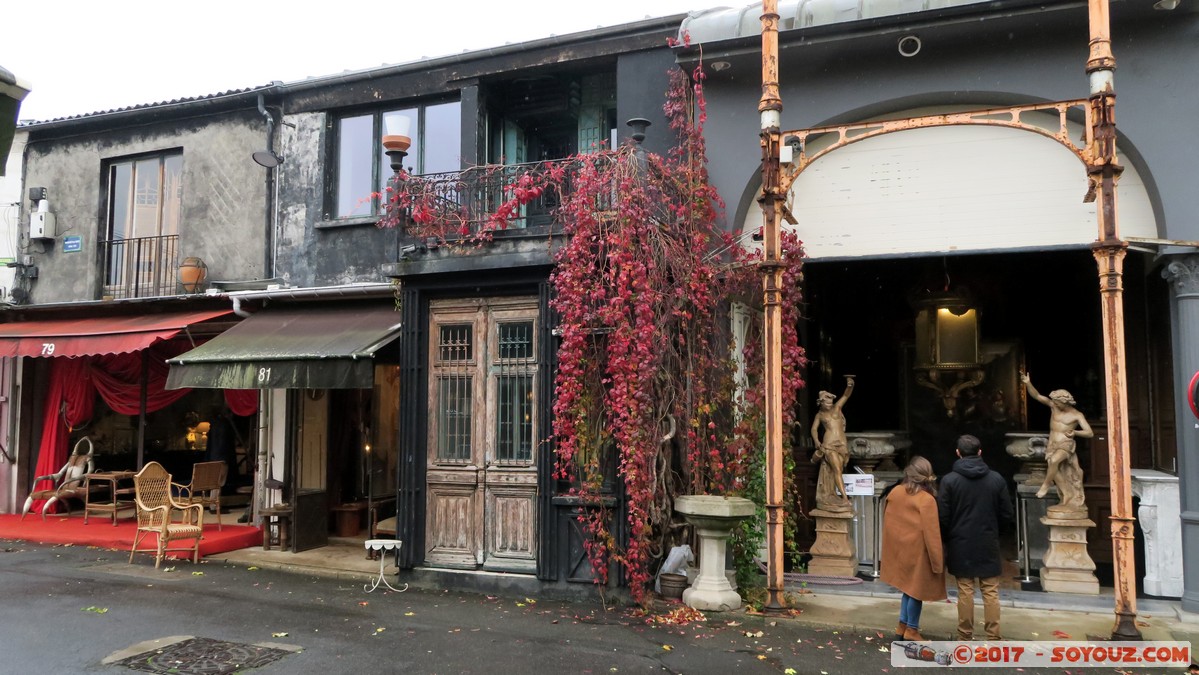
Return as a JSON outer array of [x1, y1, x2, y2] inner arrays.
[[114, 637, 291, 674]]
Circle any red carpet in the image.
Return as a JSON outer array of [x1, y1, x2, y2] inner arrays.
[[0, 513, 262, 560]]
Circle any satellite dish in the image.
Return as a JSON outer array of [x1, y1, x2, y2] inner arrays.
[[252, 150, 283, 168]]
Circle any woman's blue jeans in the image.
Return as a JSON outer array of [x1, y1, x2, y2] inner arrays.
[[899, 593, 923, 629]]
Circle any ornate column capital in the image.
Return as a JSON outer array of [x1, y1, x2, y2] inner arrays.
[[1163, 255, 1199, 298]]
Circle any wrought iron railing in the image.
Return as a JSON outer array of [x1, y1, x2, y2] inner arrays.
[[399, 154, 624, 236], [98, 234, 179, 299]]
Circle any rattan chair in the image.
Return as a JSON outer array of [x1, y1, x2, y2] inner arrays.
[[177, 461, 227, 530], [129, 462, 204, 569], [20, 436, 94, 520]]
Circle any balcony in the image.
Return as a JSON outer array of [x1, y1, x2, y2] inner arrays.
[[393, 153, 623, 237], [98, 234, 180, 299]]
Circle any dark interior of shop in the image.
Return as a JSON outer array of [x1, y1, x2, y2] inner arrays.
[[798, 247, 1171, 593]]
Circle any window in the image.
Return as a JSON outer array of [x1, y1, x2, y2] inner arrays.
[[429, 300, 539, 467], [102, 152, 182, 298], [333, 100, 461, 219]]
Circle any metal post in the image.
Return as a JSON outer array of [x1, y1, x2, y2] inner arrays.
[[758, 0, 786, 613], [1085, 0, 1140, 640], [1017, 491, 1034, 584]]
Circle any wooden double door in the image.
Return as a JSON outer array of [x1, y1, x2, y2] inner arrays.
[[425, 298, 539, 573]]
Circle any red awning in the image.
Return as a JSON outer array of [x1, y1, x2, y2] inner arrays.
[[0, 309, 233, 359]]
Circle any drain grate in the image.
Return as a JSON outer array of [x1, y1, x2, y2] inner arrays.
[[114, 637, 291, 674]]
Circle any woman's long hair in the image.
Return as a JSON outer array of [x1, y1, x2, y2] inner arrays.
[[903, 455, 937, 497]]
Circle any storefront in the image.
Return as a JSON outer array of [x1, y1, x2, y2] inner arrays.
[[0, 305, 250, 515], [165, 293, 402, 552]]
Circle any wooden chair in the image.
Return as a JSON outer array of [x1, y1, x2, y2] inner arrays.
[[129, 461, 204, 569], [177, 461, 228, 530], [21, 437, 94, 520]]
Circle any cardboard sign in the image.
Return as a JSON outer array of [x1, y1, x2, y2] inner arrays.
[[843, 473, 875, 496]]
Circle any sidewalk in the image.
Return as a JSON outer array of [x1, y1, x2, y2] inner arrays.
[[209, 541, 1198, 649]]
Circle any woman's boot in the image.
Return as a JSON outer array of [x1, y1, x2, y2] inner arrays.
[[903, 625, 927, 641]]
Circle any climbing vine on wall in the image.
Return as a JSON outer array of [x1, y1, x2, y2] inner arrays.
[[377, 58, 807, 606]]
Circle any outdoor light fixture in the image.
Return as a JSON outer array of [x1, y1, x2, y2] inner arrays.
[[1154, 0, 1180, 9], [383, 114, 412, 172], [626, 118, 651, 144], [252, 150, 283, 168], [711, 61, 732, 71], [911, 286, 983, 418]]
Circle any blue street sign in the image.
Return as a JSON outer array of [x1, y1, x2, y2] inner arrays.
[[62, 236, 82, 253]]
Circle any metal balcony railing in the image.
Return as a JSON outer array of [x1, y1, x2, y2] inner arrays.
[[400, 154, 622, 236], [98, 234, 180, 299]]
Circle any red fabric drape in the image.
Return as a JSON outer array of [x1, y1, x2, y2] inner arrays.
[[223, 389, 259, 417], [29, 341, 257, 512], [29, 359, 95, 512]]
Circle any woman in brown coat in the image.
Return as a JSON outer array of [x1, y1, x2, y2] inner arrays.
[[880, 456, 946, 641]]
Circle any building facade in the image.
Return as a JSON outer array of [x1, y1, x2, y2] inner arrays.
[[678, 0, 1195, 609]]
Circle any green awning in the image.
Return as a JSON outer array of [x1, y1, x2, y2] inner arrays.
[[166, 304, 402, 390]]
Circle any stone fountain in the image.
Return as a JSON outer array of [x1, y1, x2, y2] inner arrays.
[[845, 432, 896, 474], [1004, 432, 1049, 486], [674, 495, 756, 611]]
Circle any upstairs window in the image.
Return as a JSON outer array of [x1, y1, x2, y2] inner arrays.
[[102, 152, 183, 298], [333, 100, 461, 219]]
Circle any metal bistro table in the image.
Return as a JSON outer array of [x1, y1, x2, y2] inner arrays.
[[363, 539, 407, 593], [83, 470, 136, 526]]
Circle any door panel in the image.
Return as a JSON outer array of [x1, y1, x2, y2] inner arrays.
[[426, 298, 539, 572], [293, 390, 328, 552]]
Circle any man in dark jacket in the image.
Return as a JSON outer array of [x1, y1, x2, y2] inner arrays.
[[938, 434, 1014, 640]]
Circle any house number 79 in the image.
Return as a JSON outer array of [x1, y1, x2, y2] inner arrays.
[[41, 343, 55, 356]]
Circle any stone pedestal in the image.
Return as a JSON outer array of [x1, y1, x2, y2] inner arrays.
[[808, 508, 857, 577], [1131, 469, 1183, 598], [674, 495, 756, 611], [1039, 515, 1100, 594]]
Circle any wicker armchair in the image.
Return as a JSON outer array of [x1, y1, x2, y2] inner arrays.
[[177, 461, 227, 530], [129, 462, 204, 569], [20, 437, 94, 520]]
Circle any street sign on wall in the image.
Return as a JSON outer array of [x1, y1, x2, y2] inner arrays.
[[62, 235, 81, 253]]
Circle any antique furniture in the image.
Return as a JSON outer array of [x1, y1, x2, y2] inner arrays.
[[128, 462, 204, 569], [261, 504, 292, 551], [21, 436, 94, 520], [82, 470, 136, 526], [363, 539, 407, 593], [177, 461, 228, 530]]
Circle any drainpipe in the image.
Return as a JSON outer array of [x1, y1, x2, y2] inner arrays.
[[257, 94, 277, 281]]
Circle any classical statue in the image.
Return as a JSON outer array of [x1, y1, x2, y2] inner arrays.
[[811, 375, 855, 513], [1021, 372, 1092, 517]]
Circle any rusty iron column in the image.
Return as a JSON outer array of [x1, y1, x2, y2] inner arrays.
[[758, 0, 787, 613], [1085, 0, 1140, 640]]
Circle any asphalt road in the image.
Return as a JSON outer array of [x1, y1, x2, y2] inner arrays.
[[0, 540, 1183, 675]]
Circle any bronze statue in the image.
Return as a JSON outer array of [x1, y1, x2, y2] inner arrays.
[[1021, 372, 1092, 517], [811, 376, 855, 513]]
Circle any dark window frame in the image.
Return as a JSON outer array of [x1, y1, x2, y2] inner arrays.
[[326, 97, 462, 221]]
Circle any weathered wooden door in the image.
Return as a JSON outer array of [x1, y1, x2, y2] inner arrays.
[[292, 389, 329, 552], [425, 298, 539, 572]]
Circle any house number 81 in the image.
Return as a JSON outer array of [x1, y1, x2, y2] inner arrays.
[[257, 367, 271, 383]]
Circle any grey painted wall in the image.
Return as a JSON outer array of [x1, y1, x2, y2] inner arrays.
[[691, 8, 1197, 240], [21, 110, 269, 304]]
